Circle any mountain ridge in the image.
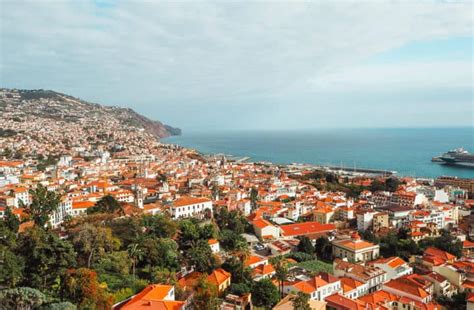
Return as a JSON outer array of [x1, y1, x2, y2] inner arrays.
[[0, 88, 181, 139]]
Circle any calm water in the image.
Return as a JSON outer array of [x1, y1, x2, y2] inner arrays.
[[163, 128, 474, 178]]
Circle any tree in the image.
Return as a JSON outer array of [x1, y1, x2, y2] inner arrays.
[[24, 184, 61, 227], [70, 223, 120, 268], [3, 206, 19, 233], [127, 243, 144, 279], [193, 275, 221, 310], [219, 229, 249, 259], [0, 287, 47, 310], [178, 220, 200, 250], [87, 195, 123, 215], [222, 257, 253, 287], [16, 227, 76, 293], [315, 237, 332, 260], [297, 236, 315, 255], [139, 237, 180, 272], [250, 187, 258, 209], [291, 292, 311, 310], [61, 268, 113, 309], [199, 223, 217, 240], [0, 246, 24, 287], [108, 216, 144, 248], [188, 239, 217, 273], [274, 257, 289, 298], [251, 278, 280, 309], [142, 214, 177, 239]]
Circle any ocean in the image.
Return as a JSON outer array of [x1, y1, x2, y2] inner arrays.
[[163, 128, 474, 179]]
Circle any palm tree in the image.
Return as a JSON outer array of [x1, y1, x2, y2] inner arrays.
[[127, 243, 144, 279], [274, 257, 289, 299]]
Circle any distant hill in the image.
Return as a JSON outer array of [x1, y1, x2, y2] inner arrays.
[[0, 88, 181, 139]]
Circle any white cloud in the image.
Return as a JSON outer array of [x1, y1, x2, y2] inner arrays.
[[0, 0, 472, 128]]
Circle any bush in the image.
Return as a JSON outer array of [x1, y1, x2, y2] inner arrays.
[[286, 252, 314, 262]]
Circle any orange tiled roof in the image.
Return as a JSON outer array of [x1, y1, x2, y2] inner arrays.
[[280, 221, 335, 237], [118, 284, 185, 309]]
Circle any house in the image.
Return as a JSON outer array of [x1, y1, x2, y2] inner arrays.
[[245, 255, 268, 269], [178, 268, 231, 295], [253, 263, 276, 281], [208, 239, 220, 253], [332, 232, 380, 262], [382, 275, 433, 303], [340, 277, 368, 299], [252, 218, 280, 239], [333, 259, 386, 293], [369, 256, 413, 281], [221, 293, 253, 310], [208, 268, 232, 294], [170, 196, 213, 220], [113, 284, 185, 310], [422, 272, 458, 298], [283, 272, 341, 301]]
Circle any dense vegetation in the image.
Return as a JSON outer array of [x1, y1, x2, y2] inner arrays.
[[0, 190, 285, 309], [291, 170, 402, 197]]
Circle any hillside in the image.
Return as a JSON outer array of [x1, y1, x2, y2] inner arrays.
[[0, 88, 181, 158], [0, 88, 180, 139]]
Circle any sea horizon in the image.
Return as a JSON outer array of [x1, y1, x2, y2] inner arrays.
[[164, 127, 474, 179]]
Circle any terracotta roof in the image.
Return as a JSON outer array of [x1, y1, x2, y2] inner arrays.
[[207, 268, 230, 287], [280, 221, 335, 237], [173, 196, 211, 207], [325, 293, 366, 310], [253, 218, 273, 229], [120, 284, 184, 310]]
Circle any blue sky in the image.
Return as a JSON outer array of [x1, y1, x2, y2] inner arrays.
[[1, 0, 472, 131]]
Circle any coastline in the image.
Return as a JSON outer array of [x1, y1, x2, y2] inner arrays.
[[162, 128, 474, 179]]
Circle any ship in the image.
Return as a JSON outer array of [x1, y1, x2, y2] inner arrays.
[[433, 147, 474, 168]]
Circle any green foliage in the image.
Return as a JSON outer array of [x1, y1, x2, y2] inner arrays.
[[24, 184, 61, 227], [291, 292, 311, 310], [222, 257, 253, 287], [40, 301, 77, 310], [0, 287, 48, 309], [315, 237, 332, 260], [379, 229, 462, 260], [219, 229, 249, 256], [0, 246, 24, 287], [251, 278, 280, 309], [3, 206, 20, 233], [142, 214, 178, 239], [297, 236, 315, 255], [69, 223, 121, 268], [296, 260, 333, 274], [17, 227, 76, 293], [370, 177, 401, 192], [436, 292, 467, 310], [93, 251, 131, 275], [113, 288, 134, 303], [418, 230, 463, 258], [188, 239, 217, 273], [193, 275, 221, 310], [285, 252, 314, 262], [214, 207, 248, 234], [87, 195, 123, 215], [139, 237, 180, 272], [108, 216, 144, 248], [229, 283, 252, 295]]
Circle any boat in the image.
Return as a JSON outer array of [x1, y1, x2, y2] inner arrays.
[[435, 147, 474, 168]]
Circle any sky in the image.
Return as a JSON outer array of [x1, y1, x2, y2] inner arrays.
[[1, 0, 473, 131]]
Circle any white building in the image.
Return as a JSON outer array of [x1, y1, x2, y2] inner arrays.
[[370, 256, 413, 281], [169, 196, 213, 220]]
